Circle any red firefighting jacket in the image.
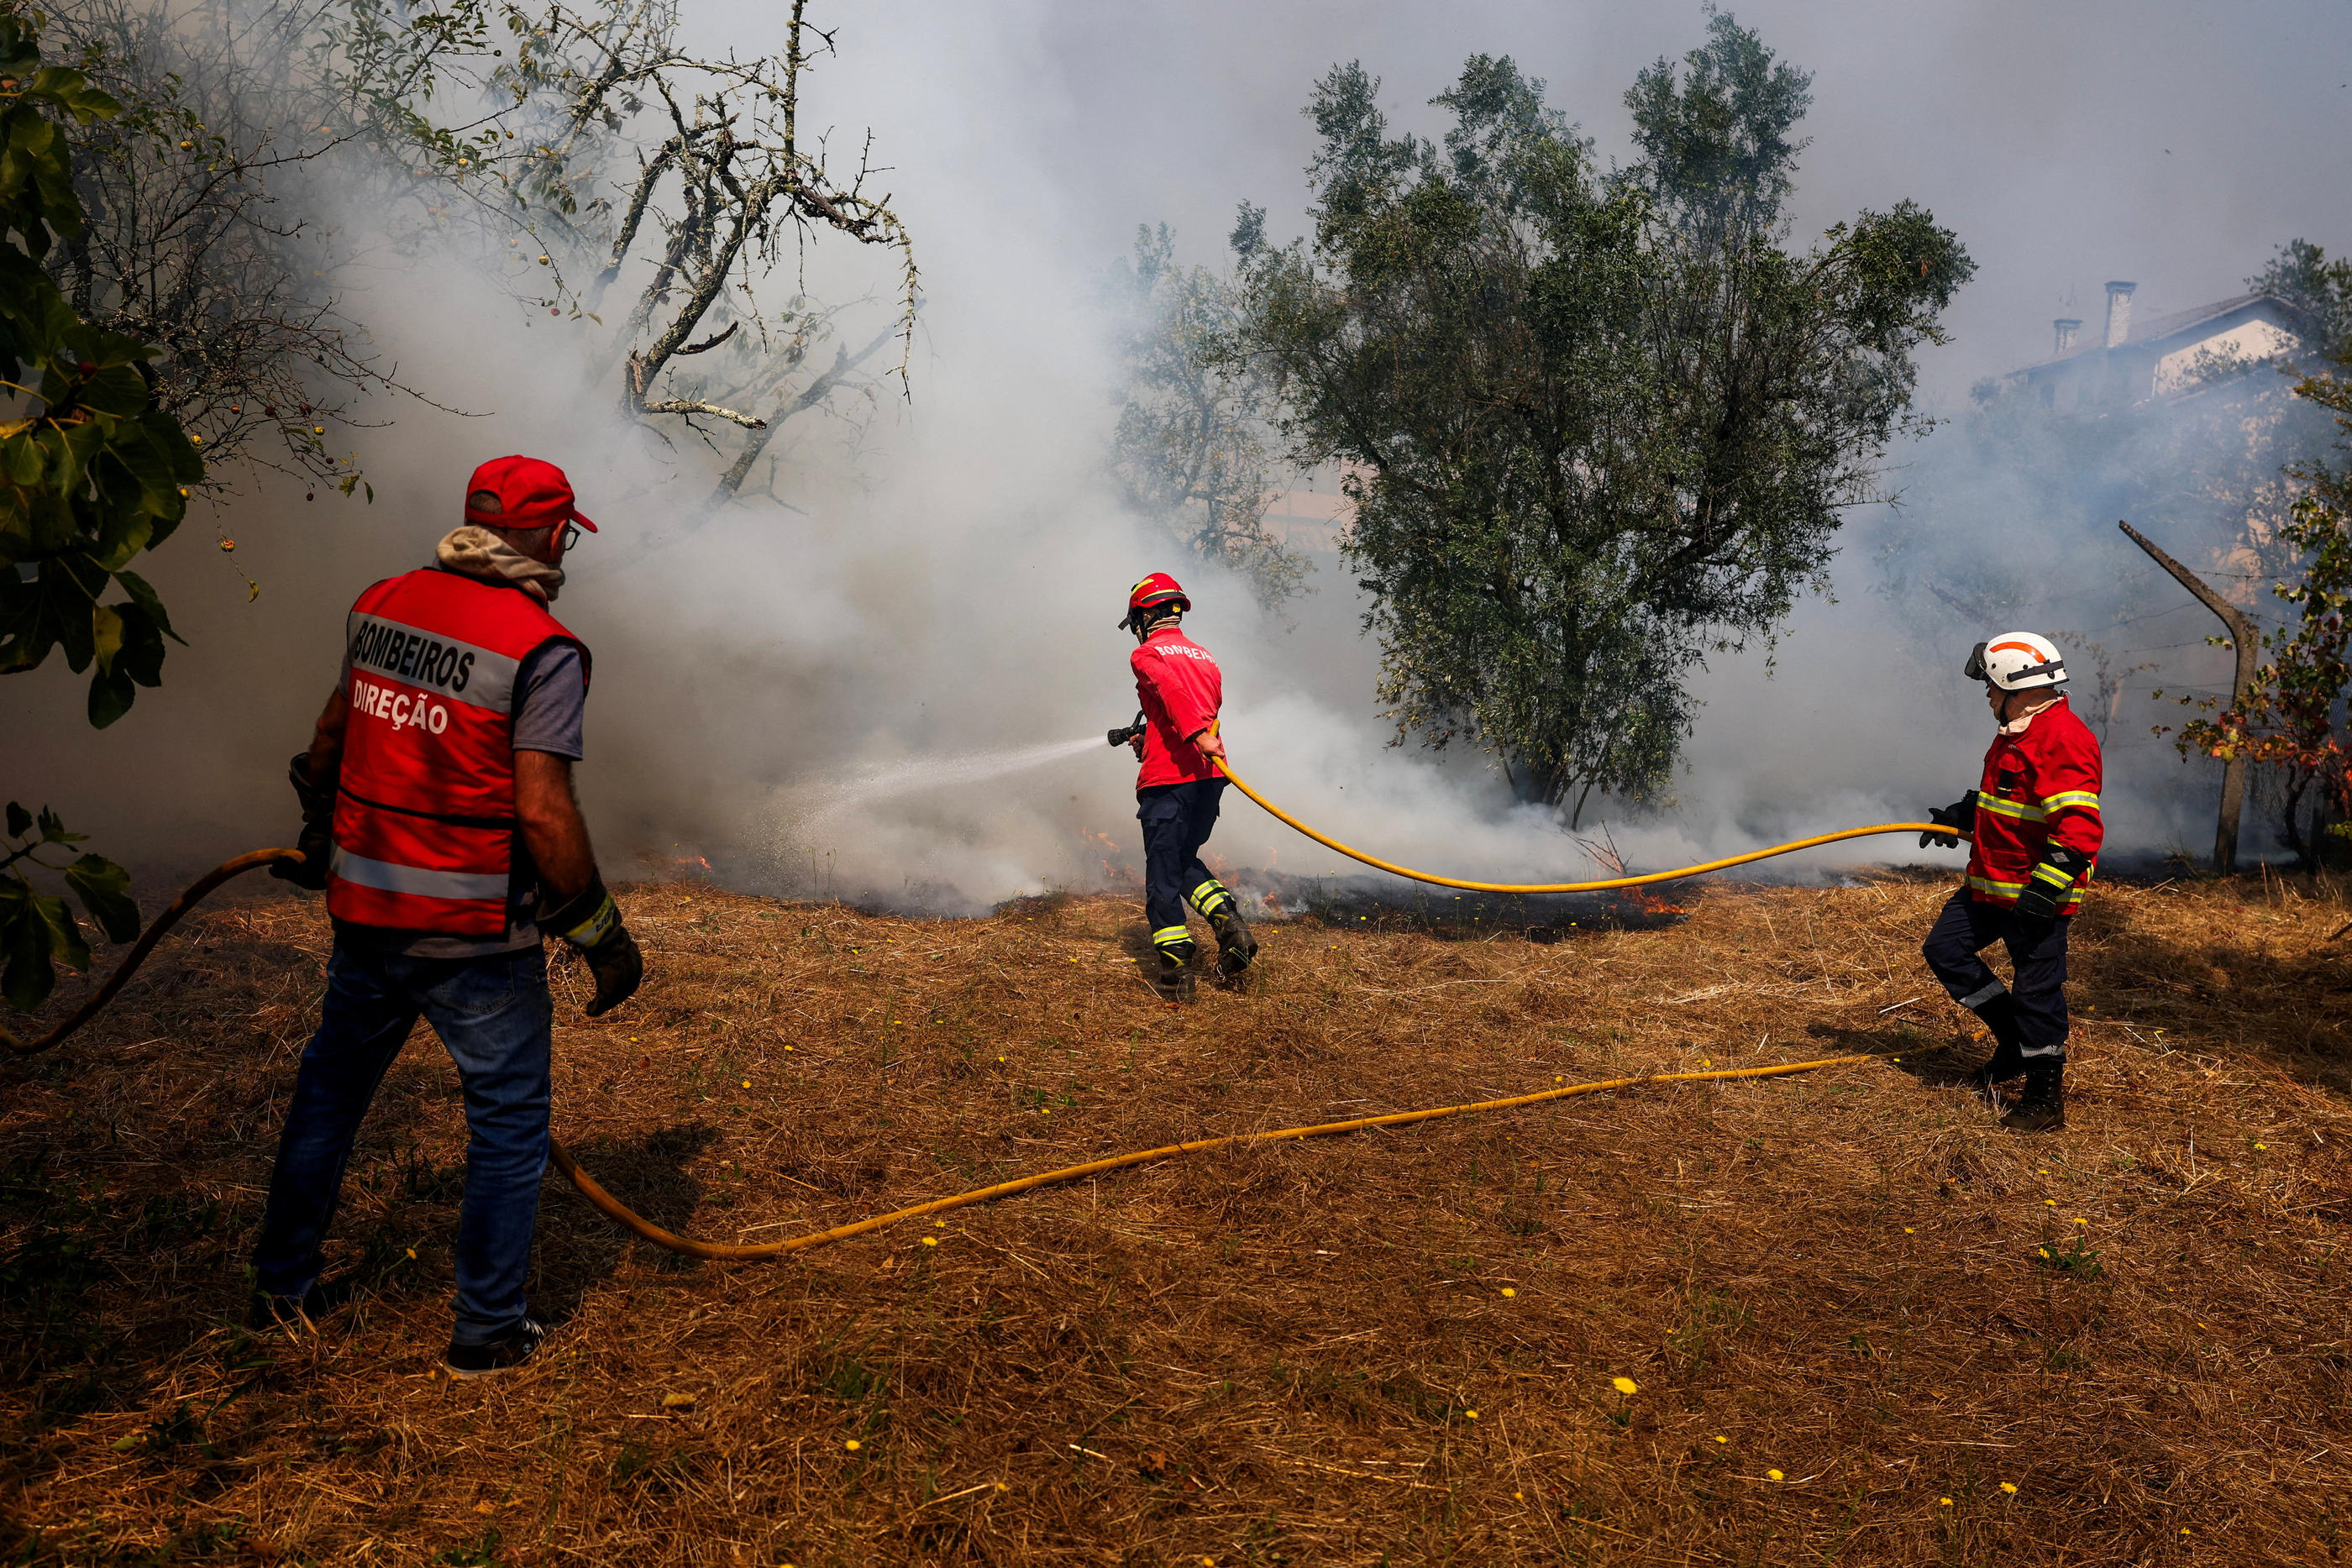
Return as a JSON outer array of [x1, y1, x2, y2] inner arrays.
[[1130, 625, 1222, 790], [1966, 695, 2103, 912], [327, 568, 591, 935]]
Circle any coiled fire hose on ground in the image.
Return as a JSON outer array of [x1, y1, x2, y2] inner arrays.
[[4, 794, 1967, 1261]]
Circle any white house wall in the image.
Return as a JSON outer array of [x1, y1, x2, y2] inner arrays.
[[2153, 317, 2298, 396]]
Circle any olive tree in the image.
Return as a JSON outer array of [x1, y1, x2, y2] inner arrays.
[[1236, 18, 1971, 818]]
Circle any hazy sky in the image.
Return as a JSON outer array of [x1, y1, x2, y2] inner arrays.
[[824, 0, 2352, 404], [21, 0, 2349, 889]]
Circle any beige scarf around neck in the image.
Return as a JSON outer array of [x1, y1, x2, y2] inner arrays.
[[436, 525, 565, 603]]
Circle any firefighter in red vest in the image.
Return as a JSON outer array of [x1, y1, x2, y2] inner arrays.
[[1918, 632, 2103, 1132], [249, 455, 642, 1376], [1121, 573, 1257, 997]]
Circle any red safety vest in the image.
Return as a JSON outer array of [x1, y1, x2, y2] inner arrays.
[[1966, 695, 2104, 913], [326, 568, 591, 935]]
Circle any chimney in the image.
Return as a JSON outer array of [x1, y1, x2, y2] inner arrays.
[[2053, 317, 2082, 355], [2103, 281, 2136, 348]]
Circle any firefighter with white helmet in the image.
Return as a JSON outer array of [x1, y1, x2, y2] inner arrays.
[[1917, 632, 2103, 1131]]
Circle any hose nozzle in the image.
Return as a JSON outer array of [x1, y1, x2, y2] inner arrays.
[[1107, 711, 1147, 748]]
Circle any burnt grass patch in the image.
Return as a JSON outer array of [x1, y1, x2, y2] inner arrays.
[[0, 871, 2348, 1562]]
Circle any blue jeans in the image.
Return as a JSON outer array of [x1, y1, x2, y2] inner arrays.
[[253, 941, 553, 1345]]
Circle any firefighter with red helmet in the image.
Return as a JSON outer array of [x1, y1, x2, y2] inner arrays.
[[1120, 573, 1257, 996], [1918, 632, 2103, 1132], [249, 455, 643, 1375]]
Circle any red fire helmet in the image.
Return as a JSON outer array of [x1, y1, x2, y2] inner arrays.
[[1121, 571, 1190, 627]]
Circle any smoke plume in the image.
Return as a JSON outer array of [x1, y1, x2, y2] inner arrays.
[[13, 0, 2352, 911]]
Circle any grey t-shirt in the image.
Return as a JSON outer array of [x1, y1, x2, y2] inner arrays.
[[332, 641, 586, 958]]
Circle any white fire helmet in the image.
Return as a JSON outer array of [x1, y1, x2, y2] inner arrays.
[[1965, 632, 2068, 691]]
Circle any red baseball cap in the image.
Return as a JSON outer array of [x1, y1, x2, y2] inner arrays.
[[464, 454, 598, 532]]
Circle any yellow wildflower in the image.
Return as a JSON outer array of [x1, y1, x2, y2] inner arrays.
[[1611, 1377, 1638, 1396], [2000, 1482, 2017, 1495], [1767, 1469, 1784, 1481]]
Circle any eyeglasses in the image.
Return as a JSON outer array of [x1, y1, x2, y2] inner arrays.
[[558, 521, 582, 554]]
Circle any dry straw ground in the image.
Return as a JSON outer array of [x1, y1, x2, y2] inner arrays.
[[2, 868, 2349, 1565]]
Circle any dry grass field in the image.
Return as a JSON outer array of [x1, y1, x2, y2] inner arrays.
[[3, 868, 2350, 1565]]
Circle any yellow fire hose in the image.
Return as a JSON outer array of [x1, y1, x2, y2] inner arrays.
[[1214, 757, 1956, 895], [6, 799, 1962, 1260]]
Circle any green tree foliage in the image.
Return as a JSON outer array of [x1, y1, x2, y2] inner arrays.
[[2171, 359, 2352, 865], [0, 10, 201, 1009], [0, 10, 202, 722], [1236, 18, 1970, 816], [2, 800, 139, 1010], [1105, 223, 1303, 611], [2251, 239, 2352, 359]]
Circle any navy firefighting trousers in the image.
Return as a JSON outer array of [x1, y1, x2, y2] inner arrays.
[[1137, 779, 1233, 954], [1921, 889, 2070, 1063]]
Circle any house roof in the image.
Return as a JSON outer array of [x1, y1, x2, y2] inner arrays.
[[2123, 292, 2278, 348], [2014, 291, 2296, 376]]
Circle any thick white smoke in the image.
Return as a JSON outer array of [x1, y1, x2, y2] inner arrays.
[[10, 0, 2349, 910]]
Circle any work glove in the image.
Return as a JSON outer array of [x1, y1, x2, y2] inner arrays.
[[540, 873, 643, 1017], [2011, 844, 2092, 929], [270, 753, 334, 890], [1918, 791, 1977, 849]]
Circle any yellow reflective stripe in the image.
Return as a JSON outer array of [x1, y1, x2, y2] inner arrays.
[[1969, 873, 2085, 903], [1975, 796, 2047, 822], [2039, 790, 2102, 813], [1186, 878, 1230, 909], [2030, 864, 2076, 888], [1152, 926, 1194, 948]]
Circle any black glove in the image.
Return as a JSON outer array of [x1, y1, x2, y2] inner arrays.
[[270, 753, 334, 890], [2012, 843, 2092, 926], [1919, 791, 1977, 849], [540, 874, 643, 1017]]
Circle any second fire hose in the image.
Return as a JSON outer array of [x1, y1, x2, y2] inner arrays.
[[8, 775, 1968, 1261]]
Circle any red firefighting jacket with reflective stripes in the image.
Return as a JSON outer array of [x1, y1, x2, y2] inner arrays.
[[1131, 625, 1223, 790], [1966, 695, 2103, 912], [326, 568, 591, 935]]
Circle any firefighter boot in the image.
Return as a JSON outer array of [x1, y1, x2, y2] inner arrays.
[[1209, 907, 1258, 979], [1968, 995, 2027, 1099], [2001, 1061, 2066, 1133], [1187, 878, 1257, 979], [1152, 937, 1197, 1001]]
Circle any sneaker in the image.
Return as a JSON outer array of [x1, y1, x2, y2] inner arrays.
[[246, 1277, 356, 1330], [444, 1317, 549, 1379]]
